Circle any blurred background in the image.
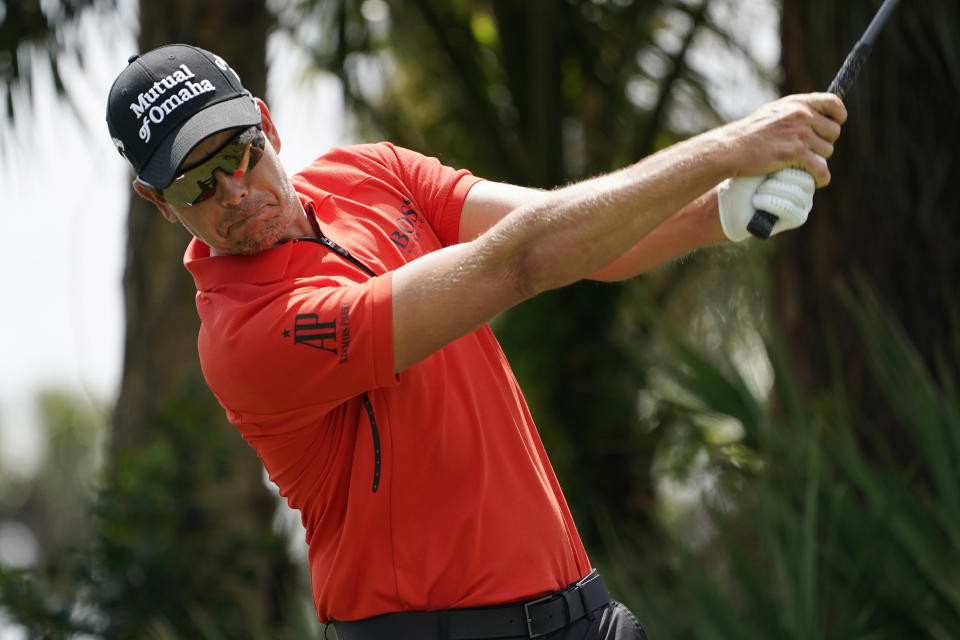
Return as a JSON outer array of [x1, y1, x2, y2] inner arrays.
[[1, 0, 958, 638]]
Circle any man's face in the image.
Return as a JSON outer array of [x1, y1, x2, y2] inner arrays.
[[136, 101, 309, 255]]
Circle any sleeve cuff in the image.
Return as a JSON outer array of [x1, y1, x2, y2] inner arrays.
[[440, 174, 485, 246], [371, 271, 401, 387]]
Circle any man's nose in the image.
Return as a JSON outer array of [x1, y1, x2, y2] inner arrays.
[[214, 168, 248, 206]]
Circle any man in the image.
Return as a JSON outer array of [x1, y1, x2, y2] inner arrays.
[[106, 44, 845, 640]]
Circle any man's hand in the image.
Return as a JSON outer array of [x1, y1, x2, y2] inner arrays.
[[713, 92, 844, 241], [718, 165, 818, 242], [717, 93, 847, 186]]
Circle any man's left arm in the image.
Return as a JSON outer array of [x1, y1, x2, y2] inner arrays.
[[459, 180, 726, 282]]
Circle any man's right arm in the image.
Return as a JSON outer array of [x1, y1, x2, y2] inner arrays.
[[390, 92, 847, 373]]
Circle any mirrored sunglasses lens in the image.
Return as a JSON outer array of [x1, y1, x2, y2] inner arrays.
[[164, 129, 264, 206]]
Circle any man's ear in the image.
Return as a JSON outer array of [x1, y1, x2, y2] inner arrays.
[[254, 97, 281, 153], [133, 180, 179, 223]]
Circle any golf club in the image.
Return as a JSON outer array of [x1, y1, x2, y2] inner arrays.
[[747, 0, 901, 238]]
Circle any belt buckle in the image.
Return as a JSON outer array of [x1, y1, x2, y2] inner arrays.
[[523, 594, 555, 639]]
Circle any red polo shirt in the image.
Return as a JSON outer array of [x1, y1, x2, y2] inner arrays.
[[184, 142, 591, 623]]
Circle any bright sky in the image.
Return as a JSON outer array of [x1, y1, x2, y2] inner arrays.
[[0, 3, 348, 478]]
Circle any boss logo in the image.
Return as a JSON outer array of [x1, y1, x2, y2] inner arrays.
[[389, 198, 423, 253]]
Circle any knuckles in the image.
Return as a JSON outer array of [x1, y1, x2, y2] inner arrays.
[[732, 92, 846, 180]]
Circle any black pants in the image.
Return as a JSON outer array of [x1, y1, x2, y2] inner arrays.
[[540, 601, 647, 640], [324, 601, 647, 640]]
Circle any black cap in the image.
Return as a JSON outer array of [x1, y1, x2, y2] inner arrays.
[[106, 44, 261, 189]]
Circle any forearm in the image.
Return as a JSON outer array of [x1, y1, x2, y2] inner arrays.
[[588, 187, 726, 282], [481, 131, 730, 296]]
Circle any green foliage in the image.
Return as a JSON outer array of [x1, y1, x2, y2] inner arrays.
[[1, 378, 313, 639], [604, 280, 960, 639], [0, 388, 106, 566], [86, 385, 277, 638], [282, 0, 733, 185]]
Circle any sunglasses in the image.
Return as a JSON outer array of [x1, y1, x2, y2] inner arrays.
[[155, 126, 265, 207]]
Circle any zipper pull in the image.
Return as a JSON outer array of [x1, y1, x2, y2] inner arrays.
[[319, 236, 351, 260], [306, 201, 377, 277]]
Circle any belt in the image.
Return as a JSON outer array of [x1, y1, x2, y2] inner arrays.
[[332, 569, 612, 640]]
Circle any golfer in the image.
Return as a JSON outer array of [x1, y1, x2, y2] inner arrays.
[[106, 44, 845, 640]]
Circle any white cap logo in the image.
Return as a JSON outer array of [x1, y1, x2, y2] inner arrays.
[[212, 54, 242, 83]]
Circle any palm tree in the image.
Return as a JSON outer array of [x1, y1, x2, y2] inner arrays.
[[102, 1, 300, 636], [0, 0, 100, 118]]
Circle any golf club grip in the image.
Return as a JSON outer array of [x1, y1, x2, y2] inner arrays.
[[826, 40, 872, 99], [746, 39, 874, 238], [746, 210, 779, 238]]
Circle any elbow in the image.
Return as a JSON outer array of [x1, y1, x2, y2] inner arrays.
[[510, 259, 543, 302], [507, 242, 567, 301], [477, 211, 577, 303]]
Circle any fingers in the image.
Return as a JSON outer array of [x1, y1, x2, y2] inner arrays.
[[811, 112, 843, 147], [783, 94, 844, 186], [756, 168, 815, 216], [724, 92, 845, 183], [788, 94, 843, 148], [774, 167, 816, 194], [807, 91, 848, 125], [803, 146, 832, 187]]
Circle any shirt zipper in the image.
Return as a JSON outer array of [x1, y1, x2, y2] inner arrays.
[[303, 201, 377, 277], [363, 393, 382, 493], [304, 202, 381, 492]]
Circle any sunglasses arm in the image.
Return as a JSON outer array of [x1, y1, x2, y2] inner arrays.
[[231, 141, 253, 178]]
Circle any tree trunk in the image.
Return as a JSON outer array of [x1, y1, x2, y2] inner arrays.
[[110, 0, 293, 631], [775, 0, 960, 426]]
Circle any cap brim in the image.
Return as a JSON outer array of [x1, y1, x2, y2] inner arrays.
[[138, 95, 261, 189]]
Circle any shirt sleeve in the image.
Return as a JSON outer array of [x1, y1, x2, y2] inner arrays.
[[384, 143, 483, 247], [328, 142, 478, 247], [197, 270, 398, 426], [303, 142, 483, 246]]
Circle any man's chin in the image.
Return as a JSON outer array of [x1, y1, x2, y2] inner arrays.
[[232, 235, 282, 255], [225, 218, 288, 255]]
